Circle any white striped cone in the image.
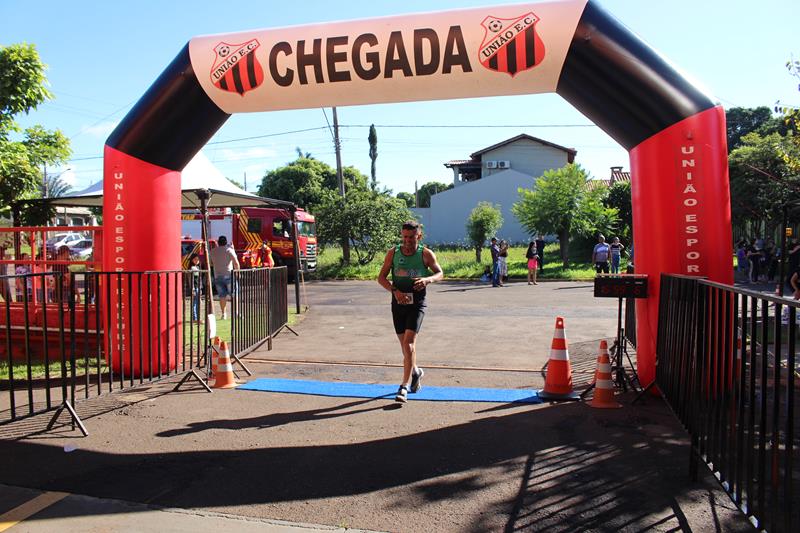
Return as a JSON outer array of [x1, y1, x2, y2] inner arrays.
[[213, 341, 237, 389], [539, 316, 578, 400], [590, 340, 622, 409]]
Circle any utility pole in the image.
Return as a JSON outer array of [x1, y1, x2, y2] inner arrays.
[[332, 107, 350, 263], [244, 171, 247, 192]]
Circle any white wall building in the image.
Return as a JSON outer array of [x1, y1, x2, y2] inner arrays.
[[412, 134, 576, 245]]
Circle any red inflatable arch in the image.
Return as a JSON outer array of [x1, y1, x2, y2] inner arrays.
[[104, 0, 732, 380]]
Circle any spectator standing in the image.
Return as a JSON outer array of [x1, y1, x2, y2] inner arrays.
[[525, 241, 539, 285], [188, 254, 202, 322], [208, 235, 240, 320], [15, 253, 31, 301], [498, 240, 509, 284], [490, 237, 501, 287], [592, 235, 611, 274], [535, 235, 546, 272], [786, 239, 800, 292], [747, 241, 763, 283], [735, 240, 749, 280], [609, 237, 625, 274]]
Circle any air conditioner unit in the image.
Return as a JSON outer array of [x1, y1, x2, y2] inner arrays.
[[497, 160, 511, 169], [485, 161, 497, 169]]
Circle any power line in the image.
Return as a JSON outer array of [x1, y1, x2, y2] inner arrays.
[[206, 126, 332, 145]]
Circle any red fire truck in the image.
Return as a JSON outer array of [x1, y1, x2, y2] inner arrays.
[[181, 207, 317, 279]]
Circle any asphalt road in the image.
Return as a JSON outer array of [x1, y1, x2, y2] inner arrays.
[[0, 279, 755, 532]]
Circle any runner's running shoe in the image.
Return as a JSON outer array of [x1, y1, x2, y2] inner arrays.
[[395, 385, 408, 403], [410, 367, 424, 393]]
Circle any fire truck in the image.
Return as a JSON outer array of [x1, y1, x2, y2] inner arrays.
[[181, 207, 317, 279]]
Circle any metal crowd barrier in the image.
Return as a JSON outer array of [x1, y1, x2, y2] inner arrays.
[[657, 274, 798, 532], [230, 266, 288, 356], [1, 270, 212, 434]]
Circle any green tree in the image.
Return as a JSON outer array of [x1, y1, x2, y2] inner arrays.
[[257, 156, 332, 208], [512, 163, 618, 267], [368, 124, 378, 191], [775, 59, 800, 173], [728, 131, 800, 234], [396, 191, 415, 207], [465, 202, 503, 263], [0, 43, 71, 220], [316, 189, 411, 264], [603, 181, 632, 242], [417, 180, 452, 208], [726, 106, 785, 151]]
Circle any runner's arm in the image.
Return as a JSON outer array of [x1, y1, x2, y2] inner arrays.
[[377, 247, 396, 294], [413, 248, 443, 290]]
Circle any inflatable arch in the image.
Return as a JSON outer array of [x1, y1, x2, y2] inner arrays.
[[104, 0, 732, 381]]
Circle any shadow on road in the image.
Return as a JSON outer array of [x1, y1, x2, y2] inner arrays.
[[0, 401, 748, 532]]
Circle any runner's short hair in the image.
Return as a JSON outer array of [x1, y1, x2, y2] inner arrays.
[[401, 220, 421, 233]]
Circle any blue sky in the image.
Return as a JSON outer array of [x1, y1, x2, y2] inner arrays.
[[1, 0, 797, 197]]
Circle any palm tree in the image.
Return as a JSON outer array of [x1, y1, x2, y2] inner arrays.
[[44, 175, 72, 198]]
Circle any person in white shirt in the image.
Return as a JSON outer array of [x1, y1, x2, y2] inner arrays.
[[208, 235, 240, 319], [591, 234, 611, 274]]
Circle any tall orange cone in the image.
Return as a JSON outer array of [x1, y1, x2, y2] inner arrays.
[[538, 317, 579, 401], [590, 340, 622, 409], [213, 341, 238, 389], [210, 336, 221, 377]]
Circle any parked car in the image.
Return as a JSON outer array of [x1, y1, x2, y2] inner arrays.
[[67, 238, 93, 260], [46, 233, 83, 255]]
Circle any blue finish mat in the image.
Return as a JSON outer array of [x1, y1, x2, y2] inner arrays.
[[238, 378, 541, 404]]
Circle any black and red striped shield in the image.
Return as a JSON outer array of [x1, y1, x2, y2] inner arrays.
[[209, 39, 264, 96], [479, 13, 545, 77]]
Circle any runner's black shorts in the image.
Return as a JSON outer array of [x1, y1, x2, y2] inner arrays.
[[391, 300, 426, 334]]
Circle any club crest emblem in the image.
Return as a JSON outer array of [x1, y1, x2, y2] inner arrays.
[[479, 13, 545, 76], [210, 39, 264, 96]]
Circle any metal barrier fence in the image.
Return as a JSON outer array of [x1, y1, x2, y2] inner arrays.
[[657, 274, 798, 532], [230, 266, 288, 356], [1, 270, 212, 434]]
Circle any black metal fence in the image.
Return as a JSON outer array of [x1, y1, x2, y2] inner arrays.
[[657, 274, 798, 532], [1, 270, 213, 433], [230, 266, 288, 356]]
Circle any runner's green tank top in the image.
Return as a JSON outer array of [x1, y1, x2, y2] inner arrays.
[[392, 244, 429, 293]]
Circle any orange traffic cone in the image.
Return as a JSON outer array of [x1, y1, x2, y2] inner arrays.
[[213, 341, 237, 389], [590, 340, 622, 409], [210, 336, 221, 377], [538, 317, 579, 401]]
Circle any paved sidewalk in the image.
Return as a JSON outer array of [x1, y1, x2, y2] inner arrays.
[[0, 484, 376, 533]]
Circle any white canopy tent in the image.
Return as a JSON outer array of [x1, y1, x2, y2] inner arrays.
[[37, 152, 301, 313], [49, 152, 292, 210]]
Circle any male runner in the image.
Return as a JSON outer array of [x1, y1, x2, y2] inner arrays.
[[377, 221, 443, 403]]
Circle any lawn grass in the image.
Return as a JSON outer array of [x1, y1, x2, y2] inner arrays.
[[313, 244, 628, 281]]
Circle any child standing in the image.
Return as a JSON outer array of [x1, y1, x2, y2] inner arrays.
[[610, 237, 625, 274]]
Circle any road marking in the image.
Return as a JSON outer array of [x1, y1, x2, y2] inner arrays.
[[0, 491, 69, 531]]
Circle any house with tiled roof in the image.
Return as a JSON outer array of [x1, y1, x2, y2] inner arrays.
[[411, 134, 577, 244], [586, 166, 631, 190]]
